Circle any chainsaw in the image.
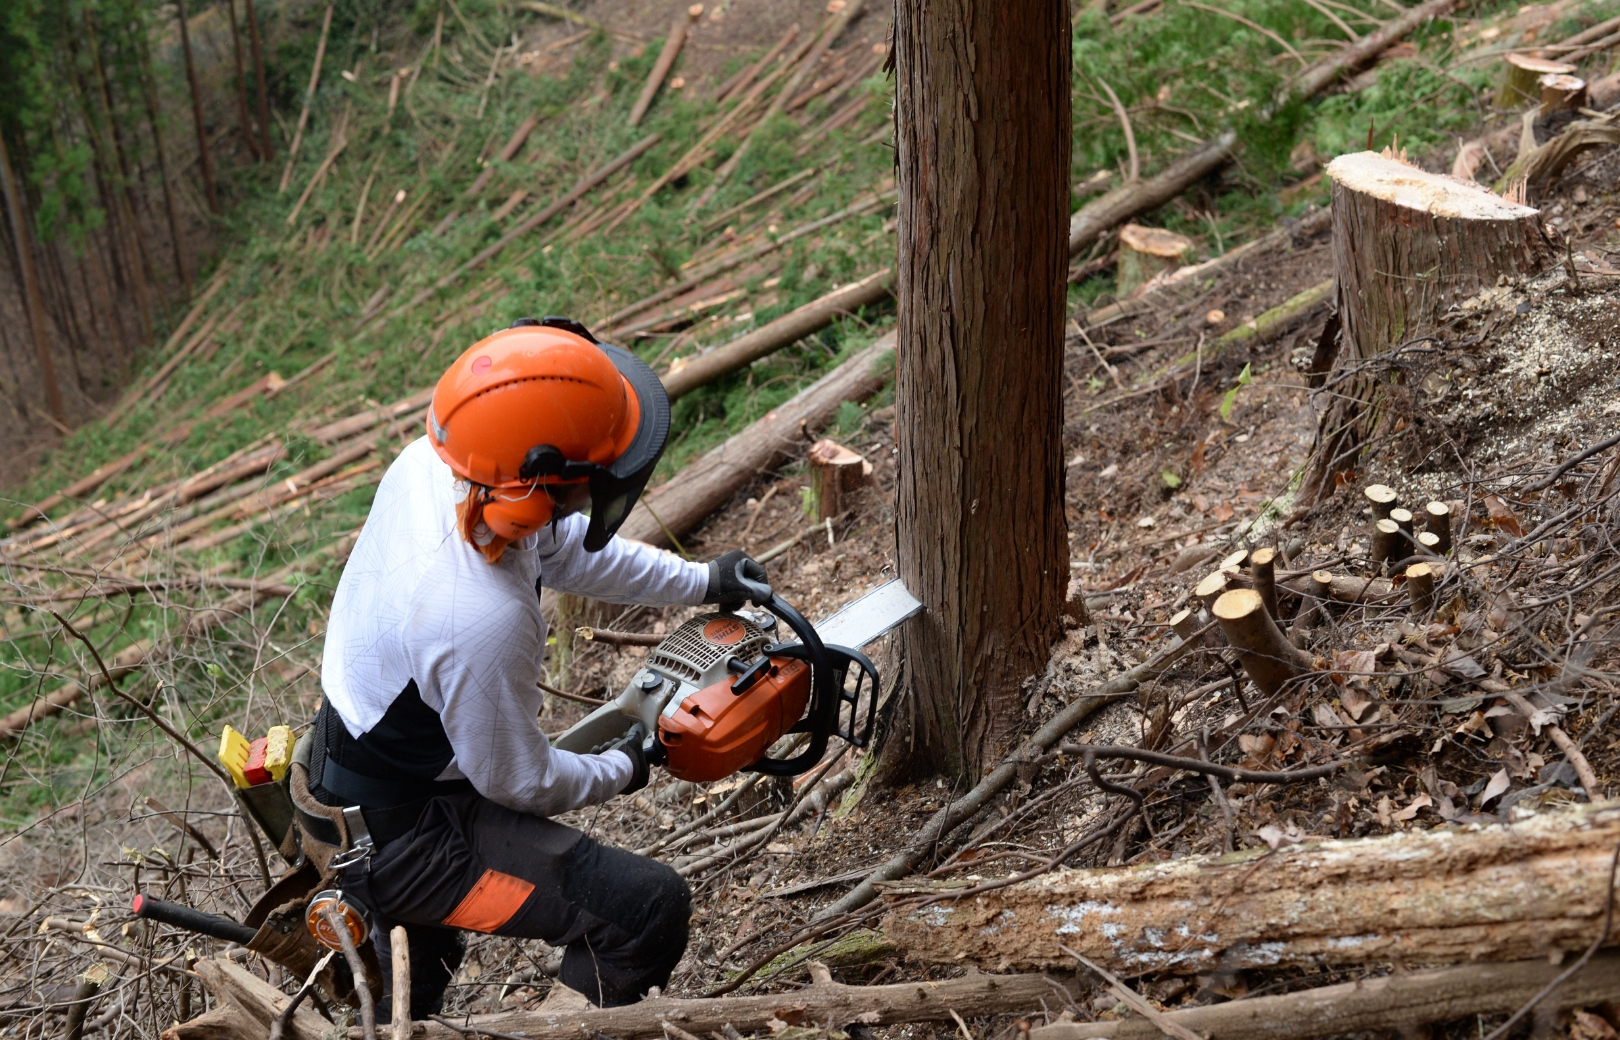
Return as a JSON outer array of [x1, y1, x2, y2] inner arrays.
[[553, 577, 922, 782]]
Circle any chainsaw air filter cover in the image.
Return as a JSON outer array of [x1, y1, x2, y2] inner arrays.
[[647, 612, 768, 687], [658, 652, 811, 783]]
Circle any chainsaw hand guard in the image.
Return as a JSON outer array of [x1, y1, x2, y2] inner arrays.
[[739, 592, 877, 777]]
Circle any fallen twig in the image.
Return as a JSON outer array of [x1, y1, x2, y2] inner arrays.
[[1052, 743, 1346, 784]]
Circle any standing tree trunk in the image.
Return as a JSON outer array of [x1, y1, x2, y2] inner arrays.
[[137, 26, 191, 287], [77, 11, 152, 343], [0, 132, 66, 424], [175, 0, 220, 214], [82, 9, 154, 344], [244, 0, 274, 161], [226, 0, 261, 162], [887, 0, 1072, 781], [1302, 152, 1553, 502]]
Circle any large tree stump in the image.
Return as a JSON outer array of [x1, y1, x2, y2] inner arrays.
[[1303, 152, 1553, 501]]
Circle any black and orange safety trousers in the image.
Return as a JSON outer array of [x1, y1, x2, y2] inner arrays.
[[339, 791, 690, 1014]]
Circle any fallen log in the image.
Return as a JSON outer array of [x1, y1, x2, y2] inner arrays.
[[1077, 277, 1333, 418], [661, 269, 893, 400], [618, 332, 895, 547], [465, 114, 542, 199], [1278, 570, 1397, 604], [1067, 0, 1456, 257], [338, 970, 1067, 1040], [716, 25, 799, 103], [1068, 132, 1236, 257], [602, 189, 894, 331], [628, 5, 703, 127], [1031, 951, 1620, 1040], [310, 388, 435, 444], [277, 3, 334, 193], [882, 800, 1620, 976], [696, 0, 867, 208]]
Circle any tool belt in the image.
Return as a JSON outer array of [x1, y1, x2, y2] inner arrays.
[[289, 704, 474, 877]]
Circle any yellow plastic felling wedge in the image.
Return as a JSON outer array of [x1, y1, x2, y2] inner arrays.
[[264, 725, 293, 782], [219, 725, 252, 789]]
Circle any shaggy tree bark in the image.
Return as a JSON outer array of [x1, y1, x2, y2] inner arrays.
[[1303, 152, 1553, 502], [888, 0, 1071, 782], [883, 802, 1620, 976]]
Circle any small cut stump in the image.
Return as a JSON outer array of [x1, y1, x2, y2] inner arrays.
[[1117, 223, 1193, 297]]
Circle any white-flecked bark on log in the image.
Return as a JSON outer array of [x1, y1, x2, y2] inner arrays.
[[881, 802, 1620, 976]]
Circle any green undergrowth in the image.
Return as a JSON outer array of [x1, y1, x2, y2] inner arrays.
[[1, 0, 1614, 825], [1062, 0, 1600, 308]]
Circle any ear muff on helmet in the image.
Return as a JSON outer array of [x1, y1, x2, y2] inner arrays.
[[480, 488, 555, 541]]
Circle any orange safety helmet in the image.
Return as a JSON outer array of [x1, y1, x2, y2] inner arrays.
[[427, 317, 670, 549]]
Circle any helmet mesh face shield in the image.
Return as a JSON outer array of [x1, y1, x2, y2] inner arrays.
[[583, 344, 669, 551]]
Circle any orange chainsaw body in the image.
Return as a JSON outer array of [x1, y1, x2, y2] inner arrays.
[[658, 656, 810, 782]]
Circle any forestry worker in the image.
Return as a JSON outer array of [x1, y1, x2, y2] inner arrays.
[[300, 317, 769, 1016]]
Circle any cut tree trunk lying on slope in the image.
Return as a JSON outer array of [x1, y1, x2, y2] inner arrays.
[[661, 269, 893, 400], [618, 333, 895, 547], [1067, 0, 1457, 257], [1031, 951, 1620, 1040], [627, 5, 703, 127], [881, 800, 1620, 976], [818, 631, 1203, 920], [338, 970, 1068, 1040]]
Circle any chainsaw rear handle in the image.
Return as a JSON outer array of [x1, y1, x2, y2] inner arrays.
[[132, 893, 257, 945]]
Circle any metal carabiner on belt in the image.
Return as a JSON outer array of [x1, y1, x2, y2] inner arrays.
[[327, 806, 375, 870]]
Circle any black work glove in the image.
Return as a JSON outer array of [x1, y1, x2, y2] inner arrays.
[[592, 723, 651, 795], [705, 549, 772, 608]]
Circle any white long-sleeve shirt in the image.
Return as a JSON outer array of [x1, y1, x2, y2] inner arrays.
[[321, 436, 709, 817]]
